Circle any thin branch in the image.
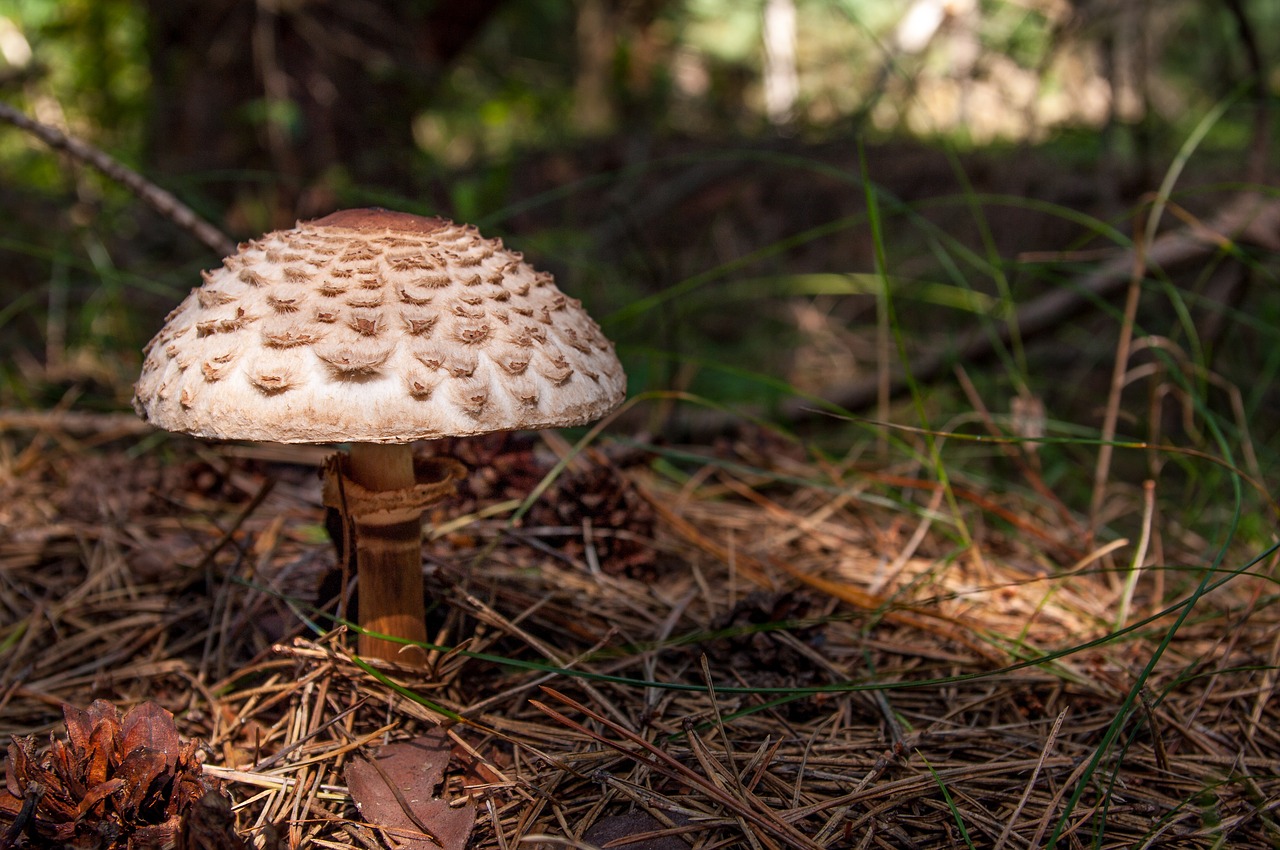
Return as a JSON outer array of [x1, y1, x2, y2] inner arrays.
[[662, 191, 1280, 439], [0, 99, 235, 256]]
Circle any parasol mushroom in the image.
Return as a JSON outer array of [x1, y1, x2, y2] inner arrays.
[[133, 208, 627, 662]]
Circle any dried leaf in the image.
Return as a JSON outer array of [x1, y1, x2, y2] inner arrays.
[[345, 729, 474, 850], [583, 812, 692, 850]]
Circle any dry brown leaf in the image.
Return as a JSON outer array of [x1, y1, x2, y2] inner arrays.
[[582, 812, 691, 850], [345, 728, 475, 850]]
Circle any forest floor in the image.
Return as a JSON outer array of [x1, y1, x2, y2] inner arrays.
[[1, 409, 1277, 849], [0, 111, 1276, 847]]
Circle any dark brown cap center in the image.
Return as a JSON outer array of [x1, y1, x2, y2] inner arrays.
[[310, 208, 447, 234]]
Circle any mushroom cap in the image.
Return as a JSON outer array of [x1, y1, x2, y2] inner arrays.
[[133, 209, 627, 443]]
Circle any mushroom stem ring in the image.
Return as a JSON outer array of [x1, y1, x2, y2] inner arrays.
[[323, 446, 466, 663]]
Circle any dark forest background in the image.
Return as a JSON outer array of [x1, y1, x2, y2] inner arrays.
[[1, 0, 1277, 477]]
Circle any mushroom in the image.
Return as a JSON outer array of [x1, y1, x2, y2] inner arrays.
[[134, 208, 627, 663]]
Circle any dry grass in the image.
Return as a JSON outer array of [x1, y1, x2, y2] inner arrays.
[[1, 415, 1278, 849]]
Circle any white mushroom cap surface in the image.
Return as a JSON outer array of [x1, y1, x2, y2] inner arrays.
[[133, 209, 627, 443]]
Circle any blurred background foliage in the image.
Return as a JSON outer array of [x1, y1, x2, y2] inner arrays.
[[0, 0, 1276, 494], [4, 0, 1269, 173]]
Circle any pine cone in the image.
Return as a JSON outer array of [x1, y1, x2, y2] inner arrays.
[[531, 458, 656, 578], [1, 700, 245, 849]]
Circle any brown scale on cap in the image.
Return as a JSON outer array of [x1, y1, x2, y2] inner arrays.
[[133, 208, 626, 444]]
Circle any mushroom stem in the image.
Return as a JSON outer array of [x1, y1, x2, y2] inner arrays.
[[347, 442, 428, 663]]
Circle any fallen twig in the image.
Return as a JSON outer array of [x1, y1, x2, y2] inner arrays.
[[666, 191, 1280, 438], [0, 99, 234, 256]]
